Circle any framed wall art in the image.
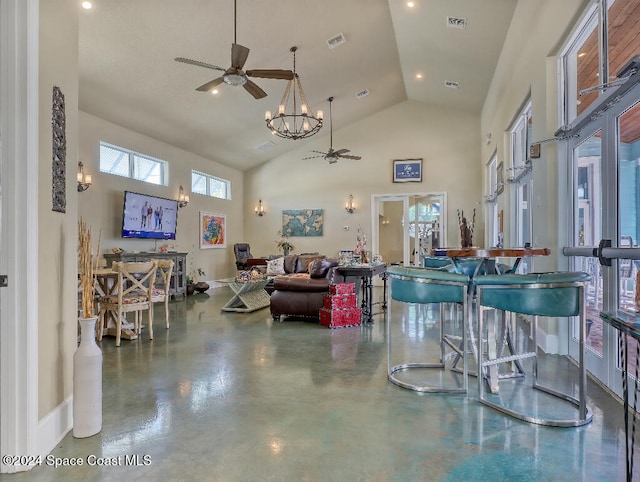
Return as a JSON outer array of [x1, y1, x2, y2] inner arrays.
[[393, 158, 422, 183], [200, 212, 226, 249], [52, 86, 66, 213], [282, 209, 323, 237]]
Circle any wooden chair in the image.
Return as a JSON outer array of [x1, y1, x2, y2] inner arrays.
[[98, 260, 157, 347], [151, 259, 174, 330]]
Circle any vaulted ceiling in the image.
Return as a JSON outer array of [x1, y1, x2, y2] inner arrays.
[[79, 0, 517, 171]]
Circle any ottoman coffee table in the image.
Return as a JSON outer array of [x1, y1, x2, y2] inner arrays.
[[217, 278, 271, 312]]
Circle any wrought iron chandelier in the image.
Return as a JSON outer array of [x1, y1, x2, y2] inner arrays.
[[265, 46, 323, 140]]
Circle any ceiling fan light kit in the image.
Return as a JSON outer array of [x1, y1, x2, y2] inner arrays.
[[265, 46, 323, 140], [175, 0, 294, 99]]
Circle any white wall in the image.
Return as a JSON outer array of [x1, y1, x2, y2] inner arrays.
[[480, 0, 588, 353], [38, 0, 79, 419], [78, 111, 245, 282], [244, 100, 481, 258]]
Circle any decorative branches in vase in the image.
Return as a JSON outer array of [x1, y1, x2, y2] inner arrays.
[[75, 218, 102, 438]]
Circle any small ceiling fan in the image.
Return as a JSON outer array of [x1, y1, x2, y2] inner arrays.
[[175, 0, 294, 99], [304, 97, 362, 164]]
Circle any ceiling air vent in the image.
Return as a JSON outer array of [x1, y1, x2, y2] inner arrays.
[[355, 89, 370, 99], [255, 141, 276, 152], [446, 16, 467, 29], [327, 33, 346, 49], [444, 80, 460, 89]]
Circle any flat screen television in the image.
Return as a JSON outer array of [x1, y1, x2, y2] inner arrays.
[[121, 190, 179, 240]]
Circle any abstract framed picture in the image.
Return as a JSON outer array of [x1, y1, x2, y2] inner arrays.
[[200, 212, 226, 249], [393, 158, 422, 183]]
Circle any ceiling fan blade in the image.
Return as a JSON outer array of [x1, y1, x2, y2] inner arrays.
[[333, 148, 350, 156], [243, 79, 267, 99], [196, 77, 224, 92], [311, 150, 328, 155], [302, 155, 323, 160], [175, 57, 226, 72], [246, 69, 295, 80], [339, 154, 362, 160], [231, 43, 250, 69]]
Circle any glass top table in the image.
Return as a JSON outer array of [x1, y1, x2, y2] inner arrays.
[[215, 278, 271, 313]]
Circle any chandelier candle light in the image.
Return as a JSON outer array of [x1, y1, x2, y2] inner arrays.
[[265, 46, 323, 140]]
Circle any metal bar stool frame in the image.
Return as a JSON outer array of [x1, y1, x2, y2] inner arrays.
[[475, 273, 593, 427], [387, 267, 471, 393]]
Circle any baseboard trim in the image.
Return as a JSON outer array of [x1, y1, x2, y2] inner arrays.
[[36, 396, 73, 460]]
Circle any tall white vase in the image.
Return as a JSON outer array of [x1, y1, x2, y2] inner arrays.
[[73, 317, 102, 438]]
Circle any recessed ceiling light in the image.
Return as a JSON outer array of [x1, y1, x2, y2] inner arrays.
[[211, 89, 219, 95], [81, 1, 92, 9], [407, 1, 415, 7], [415, 73, 423, 79]]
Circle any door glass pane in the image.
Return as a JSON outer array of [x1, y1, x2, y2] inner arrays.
[[574, 131, 603, 356], [408, 196, 442, 266], [574, 12, 599, 119], [617, 102, 640, 315], [608, 0, 640, 81], [379, 200, 403, 265]]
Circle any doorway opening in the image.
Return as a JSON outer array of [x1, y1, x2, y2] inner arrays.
[[371, 193, 447, 269]]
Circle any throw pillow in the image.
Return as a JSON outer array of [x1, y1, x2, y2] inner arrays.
[[266, 257, 286, 276], [310, 258, 334, 279]]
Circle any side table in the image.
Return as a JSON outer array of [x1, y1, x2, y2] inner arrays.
[[217, 278, 271, 313], [336, 263, 387, 323], [600, 310, 640, 482]]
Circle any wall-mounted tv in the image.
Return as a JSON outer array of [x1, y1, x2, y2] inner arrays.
[[121, 190, 179, 240]]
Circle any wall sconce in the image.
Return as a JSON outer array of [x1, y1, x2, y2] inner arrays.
[[345, 194, 355, 214], [178, 185, 190, 208], [255, 199, 265, 216], [77, 161, 92, 192]]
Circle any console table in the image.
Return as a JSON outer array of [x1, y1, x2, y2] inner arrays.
[[337, 263, 387, 323], [600, 310, 640, 482], [103, 251, 187, 299]]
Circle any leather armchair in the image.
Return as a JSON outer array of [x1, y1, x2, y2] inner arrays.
[[234, 243, 252, 270]]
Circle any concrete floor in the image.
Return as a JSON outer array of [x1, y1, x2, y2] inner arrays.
[[7, 286, 638, 481]]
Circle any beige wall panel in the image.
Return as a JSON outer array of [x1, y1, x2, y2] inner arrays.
[[244, 100, 481, 258]]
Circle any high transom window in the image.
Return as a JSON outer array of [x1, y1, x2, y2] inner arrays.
[[99, 142, 167, 186], [191, 170, 231, 200]]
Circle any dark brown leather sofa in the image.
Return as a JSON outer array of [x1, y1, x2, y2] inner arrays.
[[269, 255, 340, 321]]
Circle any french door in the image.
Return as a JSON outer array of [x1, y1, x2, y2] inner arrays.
[[565, 82, 640, 394]]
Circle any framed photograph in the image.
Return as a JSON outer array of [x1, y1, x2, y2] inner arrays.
[[393, 158, 422, 183], [496, 162, 504, 194], [200, 212, 226, 249]]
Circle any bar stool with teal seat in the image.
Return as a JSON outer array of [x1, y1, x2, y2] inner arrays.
[[387, 266, 471, 393], [474, 271, 592, 427]]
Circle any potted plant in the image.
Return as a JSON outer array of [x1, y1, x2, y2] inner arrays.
[[186, 267, 208, 295], [275, 230, 295, 256]]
